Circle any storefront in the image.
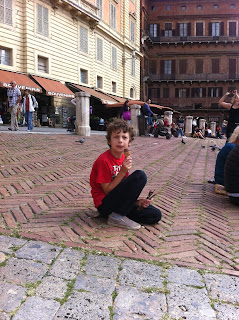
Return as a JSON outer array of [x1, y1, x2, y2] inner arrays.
[[30, 76, 75, 127], [0, 69, 42, 124]]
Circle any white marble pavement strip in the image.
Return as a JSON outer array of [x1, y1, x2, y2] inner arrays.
[[0, 235, 239, 320]]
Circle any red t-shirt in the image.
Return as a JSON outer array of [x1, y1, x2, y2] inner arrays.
[[90, 149, 129, 208]]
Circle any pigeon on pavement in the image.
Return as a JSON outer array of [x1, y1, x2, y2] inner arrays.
[[76, 138, 85, 144]]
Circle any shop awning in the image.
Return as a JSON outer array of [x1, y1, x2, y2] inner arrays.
[[0, 70, 42, 92], [105, 100, 176, 113], [69, 84, 119, 104], [31, 75, 74, 98]]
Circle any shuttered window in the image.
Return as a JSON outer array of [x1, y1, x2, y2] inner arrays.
[[97, 76, 103, 89], [0, 0, 12, 25], [80, 69, 88, 83], [212, 59, 219, 73], [195, 59, 203, 73], [131, 58, 135, 76], [149, 60, 156, 74], [80, 26, 88, 53], [229, 59, 236, 78], [191, 88, 206, 98], [112, 81, 116, 93], [179, 60, 187, 74], [149, 24, 160, 37], [212, 22, 220, 36], [163, 87, 169, 98], [208, 87, 222, 97], [37, 4, 48, 37], [0, 47, 10, 65], [180, 23, 187, 37], [110, 3, 116, 29], [229, 22, 236, 36], [196, 22, 203, 36], [111, 46, 117, 69], [165, 23, 172, 36], [38, 56, 48, 73], [96, 0, 102, 18], [165, 60, 172, 74], [130, 20, 135, 42], [97, 38, 103, 61]]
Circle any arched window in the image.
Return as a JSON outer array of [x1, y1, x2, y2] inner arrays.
[[130, 87, 135, 98]]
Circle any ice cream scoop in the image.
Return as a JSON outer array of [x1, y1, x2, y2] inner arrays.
[[124, 148, 131, 157]]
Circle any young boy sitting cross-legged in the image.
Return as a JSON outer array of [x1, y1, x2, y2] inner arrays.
[[90, 118, 162, 230]]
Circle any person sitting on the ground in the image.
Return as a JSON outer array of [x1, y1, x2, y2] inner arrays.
[[212, 126, 239, 195], [171, 122, 185, 138], [224, 143, 239, 206], [90, 118, 162, 229], [193, 126, 204, 139]]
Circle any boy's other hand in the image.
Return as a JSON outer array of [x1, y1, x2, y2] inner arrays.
[[122, 156, 132, 173], [136, 198, 152, 208]]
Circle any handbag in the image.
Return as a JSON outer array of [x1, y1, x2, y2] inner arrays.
[[123, 110, 131, 121]]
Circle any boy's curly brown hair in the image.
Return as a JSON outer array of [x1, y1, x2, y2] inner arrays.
[[106, 118, 134, 146]]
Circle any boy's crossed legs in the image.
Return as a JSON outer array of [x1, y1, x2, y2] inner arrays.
[[97, 170, 161, 229]]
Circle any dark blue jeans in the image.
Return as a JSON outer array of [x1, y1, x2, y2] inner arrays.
[[97, 170, 162, 225]]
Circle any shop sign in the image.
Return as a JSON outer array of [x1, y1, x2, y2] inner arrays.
[[47, 91, 74, 98], [2, 82, 41, 92]]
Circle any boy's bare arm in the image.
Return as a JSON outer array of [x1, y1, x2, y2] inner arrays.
[[101, 157, 132, 195], [218, 92, 231, 109]]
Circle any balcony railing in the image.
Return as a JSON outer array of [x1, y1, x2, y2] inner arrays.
[[148, 73, 239, 82], [148, 34, 239, 43]]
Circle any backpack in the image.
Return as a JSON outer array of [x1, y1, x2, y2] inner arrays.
[[31, 95, 38, 109]]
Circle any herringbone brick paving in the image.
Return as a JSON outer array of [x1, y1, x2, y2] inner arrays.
[[0, 132, 239, 276]]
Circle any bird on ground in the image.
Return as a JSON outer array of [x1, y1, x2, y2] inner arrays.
[[181, 139, 186, 144], [76, 138, 85, 144]]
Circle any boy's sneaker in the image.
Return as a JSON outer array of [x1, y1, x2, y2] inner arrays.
[[107, 213, 141, 230]]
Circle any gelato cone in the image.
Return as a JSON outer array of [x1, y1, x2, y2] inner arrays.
[[124, 148, 131, 157]]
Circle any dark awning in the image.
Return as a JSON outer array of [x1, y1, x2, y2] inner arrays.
[[68, 84, 119, 104]]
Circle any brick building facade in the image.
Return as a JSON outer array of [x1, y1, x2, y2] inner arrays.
[[141, 0, 239, 124]]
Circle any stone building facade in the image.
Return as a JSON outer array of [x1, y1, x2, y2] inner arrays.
[[0, 0, 141, 125], [141, 0, 239, 124]]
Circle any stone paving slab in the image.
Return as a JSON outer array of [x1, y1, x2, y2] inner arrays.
[[0, 236, 239, 319]]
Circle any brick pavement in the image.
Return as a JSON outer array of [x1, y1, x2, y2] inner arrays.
[[0, 131, 238, 276]]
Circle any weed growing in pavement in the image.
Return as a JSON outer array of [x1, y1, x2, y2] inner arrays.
[[23, 281, 42, 296], [108, 306, 115, 320], [111, 289, 118, 301], [142, 286, 170, 295], [9, 245, 23, 252], [55, 279, 76, 305], [61, 220, 69, 226], [80, 254, 87, 273], [161, 313, 183, 320]]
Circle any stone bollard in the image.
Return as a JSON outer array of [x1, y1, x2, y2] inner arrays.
[[185, 115, 193, 137], [164, 111, 173, 125], [210, 121, 216, 137], [75, 91, 91, 136], [199, 119, 206, 132], [130, 104, 141, 136]]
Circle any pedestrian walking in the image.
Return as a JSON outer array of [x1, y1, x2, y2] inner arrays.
[[90, 118, 162, 229], [22, 89, 38, 132], [7, 80, 21, 131]]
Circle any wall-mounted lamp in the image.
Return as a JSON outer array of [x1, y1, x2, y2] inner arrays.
[[122, 49, 136, 64]]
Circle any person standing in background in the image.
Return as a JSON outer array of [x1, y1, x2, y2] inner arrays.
[[22, 89, 38, 132], [7, 80, 21, 131], [219, 90, 239, 140]]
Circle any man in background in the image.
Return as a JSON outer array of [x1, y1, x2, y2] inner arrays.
[[7, 80, 21, 131]]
